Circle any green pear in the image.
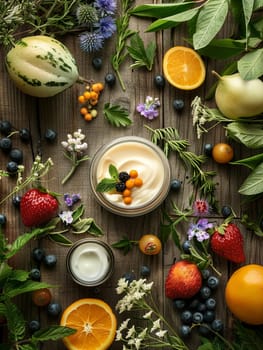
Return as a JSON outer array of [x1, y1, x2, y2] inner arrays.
[[213, 71, 263, 119]]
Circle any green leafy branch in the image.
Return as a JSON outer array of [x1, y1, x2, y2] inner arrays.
[[111, 0, 136, 91], [145, 125, 217, 208]]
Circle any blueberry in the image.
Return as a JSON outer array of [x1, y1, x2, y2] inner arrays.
[[12, 195, 22, 208], [173, 299, 187, 310], [105, 73, 116, 87], [192, 312, 203, 323], [43, 254, 57, 268], [182, 240, 191, 254], [180, 324, 191, 337], [9, 148, 23, 164], [115, 182, 126, 192], [122, 272, 136, 283], [211, 319, 224, 332], [173, 99, 184, 111], [203, 310, 215, 323], [204, 143, 213, 157], [199, 286, 212, 300], [29, 268, 41, 281], [221, 205, 232, 218], [207, 276, 219, 289], [0, 137, 12, 152], [6, 161, 18, 174], [32, 247, 45, 263], [19, 128, 31, 143], [47, 302, 62, 317], [180, 310, 192, 325], [205, 297, 216, 310], [188, 298, 199, 310], [44, 128, 57, 142], [198, 323, 211, 336], [28, 320, 40, 333], [0, 120, 12, 135], [197, 302, 206, 313], [92, 57, 103, 70], [154, 75, 165, 88], [118, 172, 130, 182], [170, 179, 181, 191], [201, 269, 211, 280], [0, 214, 7, 225], [140, 265, 151, 277]]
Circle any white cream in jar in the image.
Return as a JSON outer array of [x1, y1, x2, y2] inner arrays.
[[96, 141, 165, 208], [89, 136, 171, 217], [66, 239, 114, 286]]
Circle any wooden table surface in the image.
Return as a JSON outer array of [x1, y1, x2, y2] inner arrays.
[[0, 2, 263, 349]]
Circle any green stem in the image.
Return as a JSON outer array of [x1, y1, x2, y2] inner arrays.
[[61, 164, 77, 185]]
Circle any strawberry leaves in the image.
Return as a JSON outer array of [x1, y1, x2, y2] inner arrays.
[[103, 103, 132, 127]]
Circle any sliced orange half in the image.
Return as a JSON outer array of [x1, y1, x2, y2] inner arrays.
[[60, 298, 117, 350], [163, 46, 206, 90]]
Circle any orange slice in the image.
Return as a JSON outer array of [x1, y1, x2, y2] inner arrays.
[[163, 46, 206, 90], [60, 298, 117, 350]]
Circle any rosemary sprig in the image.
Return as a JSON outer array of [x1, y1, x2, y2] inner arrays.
[[145, 125, 217, 208], [111, 0, 136, 91]]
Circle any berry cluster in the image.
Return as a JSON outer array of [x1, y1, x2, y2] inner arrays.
[[173, 270, 222, 338], [115, 170, 143, 205], [78, 82, 104, 122]]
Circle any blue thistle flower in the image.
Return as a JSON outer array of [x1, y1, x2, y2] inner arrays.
[[99, 16, 116, 39], [79, 32, 104, 53], [94, 0, 117, 14]]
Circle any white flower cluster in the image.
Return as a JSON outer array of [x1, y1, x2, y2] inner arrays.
[[115, 278, 187, 350], [61, 129, 88, 153]]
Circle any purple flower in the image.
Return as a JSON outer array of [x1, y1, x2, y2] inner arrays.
[[64, 193, 81, 207], [99, 16, 116, 39], [94, 0, 117, 14], [79, 32, 104, 53], [59, 211, 74, 225], [136, 96, 160, 120], [193, 199, 210, 216], [187, 218, 213, 242]]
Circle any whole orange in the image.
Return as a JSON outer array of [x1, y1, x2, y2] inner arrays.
[[225, 264, 263, 325]]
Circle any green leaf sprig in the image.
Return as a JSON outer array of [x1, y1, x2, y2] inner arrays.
[[96, 164, 119, 192], [103, 103, 132, 127], [126, 32, 156, 71], [111, 0, 136, 91], [145, 125, 217, 208]]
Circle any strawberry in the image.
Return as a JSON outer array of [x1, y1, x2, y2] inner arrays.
[[165, 260, 202, 299], [20, 189, 58, 227], [210, 222, 245, 263]]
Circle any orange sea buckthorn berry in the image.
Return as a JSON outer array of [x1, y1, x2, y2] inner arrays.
[[129, 169, 138, 178], [125, 179, 135, 189], [122, 189, 132, 197], [90, 91, 98, 99], [123, 196, 132, 205], [80, 107, 88, 115], [92, 83, 104, 92], [134, 177, 143, 187], [84, 113, 92, 121], [90, 99, 98, 106], [83, 91, 91, 100], [78, 95, 85, 104]]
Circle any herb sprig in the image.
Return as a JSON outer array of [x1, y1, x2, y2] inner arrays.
[[145, 125, 217, 208], [111, 0, 136, 91], [96, 164, 119, 192], [103, 103, 132, 127]]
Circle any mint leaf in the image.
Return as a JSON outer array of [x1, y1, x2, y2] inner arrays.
[[5, 299, 25, 341], [127, 33, 156, 71], [103, 103, 132, 127], [111, 237, 135, 255], [96, 178, 117, 192], [109, 164, 119, 179]]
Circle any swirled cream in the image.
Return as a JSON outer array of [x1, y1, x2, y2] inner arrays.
[[68, 242, 111, 284], [96, 141, 165, 208]]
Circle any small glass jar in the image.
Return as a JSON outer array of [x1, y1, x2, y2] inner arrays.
[[89, 136, 171, 217], [66, 238, 114, 287]]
